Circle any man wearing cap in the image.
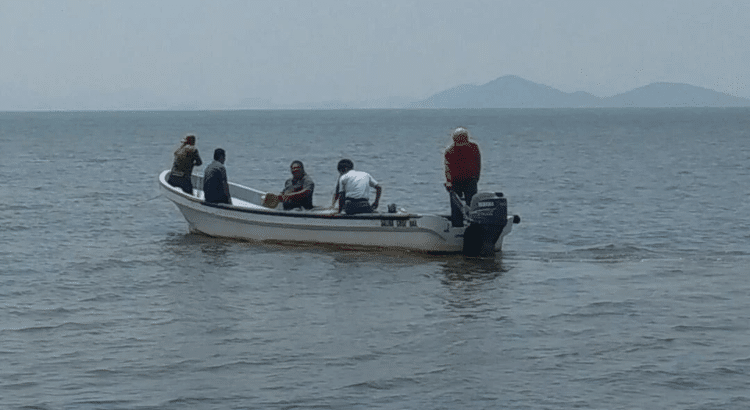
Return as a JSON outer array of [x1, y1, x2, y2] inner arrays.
[[168, 135, 202, 194], [333, 159, 382, 215], [444, 127, 481, 227]]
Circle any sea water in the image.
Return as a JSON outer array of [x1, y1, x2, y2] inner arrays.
[[1, 108, 749, 409]]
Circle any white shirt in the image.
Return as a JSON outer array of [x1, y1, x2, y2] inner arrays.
[[337, 170, 379, 200]]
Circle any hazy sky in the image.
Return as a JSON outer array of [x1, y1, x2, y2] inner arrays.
[[1, 0, 749, 109]]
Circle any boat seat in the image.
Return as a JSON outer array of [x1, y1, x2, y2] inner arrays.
[[230, 197, 267, 210], [230, 197, 338, 215]]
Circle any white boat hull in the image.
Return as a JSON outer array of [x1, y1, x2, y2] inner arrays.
[[159, 170, 515, 254]]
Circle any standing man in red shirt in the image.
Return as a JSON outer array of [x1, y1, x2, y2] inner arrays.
[[444, 127, 481, 227]]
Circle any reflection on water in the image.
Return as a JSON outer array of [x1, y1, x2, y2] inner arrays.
[[199, 241, 232, 267], [162, 231, 217, 248], [329, 248, 445, 266], [440, 257, 507, 282], [162, 231, 513, 277], [161, 232, 236, 268], [439, 257, 507, 317]]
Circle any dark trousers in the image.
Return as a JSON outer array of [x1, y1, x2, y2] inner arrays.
[[344, 198, 372, 215], [168, 175, 193, 195], [283, 197, 313, 210], [206, 197, 230, 204], [449, 178, 478, 227]]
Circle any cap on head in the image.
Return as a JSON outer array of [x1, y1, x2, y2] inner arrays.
[[452, 127, 469, 139], [184, 135, 196, 145]]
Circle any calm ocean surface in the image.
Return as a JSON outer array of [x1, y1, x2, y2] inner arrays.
[[2, 108, 749, 409]]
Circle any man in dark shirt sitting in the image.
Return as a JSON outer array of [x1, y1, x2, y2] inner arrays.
[[280, 160, 314, 210], [203, 148, 231, 204]]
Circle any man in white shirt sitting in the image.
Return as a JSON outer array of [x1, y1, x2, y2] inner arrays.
[[333, 159, 382, 215]]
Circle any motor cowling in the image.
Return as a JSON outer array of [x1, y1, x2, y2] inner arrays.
[[462, 192, 508, 257]]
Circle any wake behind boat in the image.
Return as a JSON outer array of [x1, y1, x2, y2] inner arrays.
[[158, 170, 520, 256]]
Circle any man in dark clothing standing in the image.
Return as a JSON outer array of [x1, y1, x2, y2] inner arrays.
[[444, 127, 481, 227], [203, 148, 231, 204]]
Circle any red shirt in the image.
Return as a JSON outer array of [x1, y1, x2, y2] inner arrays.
[[444, 142, 481, 183]]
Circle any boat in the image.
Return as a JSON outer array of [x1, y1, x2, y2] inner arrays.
[[158, 170, 520, 256]]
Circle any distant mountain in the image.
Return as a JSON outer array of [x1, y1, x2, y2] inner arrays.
[[408, 76, 750, 108], [596, 82, 750, 107], [408, 76, 599, 108]]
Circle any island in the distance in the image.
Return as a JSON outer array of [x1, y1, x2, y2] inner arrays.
[[405, 75, 750, 109]]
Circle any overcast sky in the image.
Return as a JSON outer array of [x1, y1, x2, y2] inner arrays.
[[1, 0, 749, 109]]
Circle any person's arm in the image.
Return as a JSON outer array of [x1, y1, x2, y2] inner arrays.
[[474, 143, 481, 178], [282, 179, 313, 202], [222, 168, 231, 201], [282, 188, 310, 202], [337, 181, 347, 212], [193, 150, 202, 167], [371, 185, 382, 211], [444, 150, 453, 190], [332, 180, 343, 212], [280, 179, 290, 200]]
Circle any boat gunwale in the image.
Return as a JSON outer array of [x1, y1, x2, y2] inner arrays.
[[159, 169, 429, 221], [200, 201, 422, 220]]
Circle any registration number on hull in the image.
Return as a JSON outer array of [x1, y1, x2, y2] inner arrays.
[[381, 219, 417, 227]]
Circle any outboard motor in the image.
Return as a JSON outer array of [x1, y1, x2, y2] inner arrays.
[[462, 192, 508, 257]]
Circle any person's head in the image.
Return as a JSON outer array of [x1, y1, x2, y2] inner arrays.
[[290, 160, 305, 178], [452, 127, 469, 143], [337, 159, 354, 174], [183, 135, 196, 146], [214, 148, 226, 163]]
